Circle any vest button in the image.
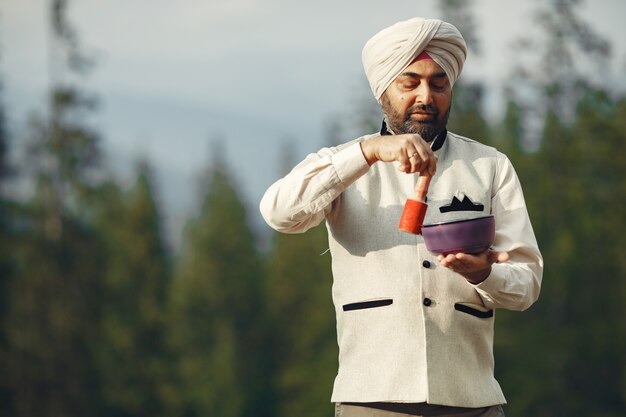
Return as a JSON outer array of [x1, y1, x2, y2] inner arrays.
[[422, 260, 431, 268], [423, 298, 432, 306]]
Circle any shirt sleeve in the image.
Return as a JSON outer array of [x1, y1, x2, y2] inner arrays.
[[473, 154, 544, 311], [259, 141, 371, 234]]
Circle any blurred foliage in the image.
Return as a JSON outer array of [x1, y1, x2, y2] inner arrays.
[[1, 0, 626, 416], [92, 163, 175, 417], [170, 166, 270, 417], [265, 224, 336, 417]]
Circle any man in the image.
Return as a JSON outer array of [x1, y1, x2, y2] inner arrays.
[[260, 17, 543, 417]]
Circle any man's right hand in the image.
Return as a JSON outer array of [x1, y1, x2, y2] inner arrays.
[[360, 134, 437, 176]]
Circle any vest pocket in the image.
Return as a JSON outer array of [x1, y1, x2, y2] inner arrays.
[[454, 302, 493, 319], [343, 298, 393, 312]]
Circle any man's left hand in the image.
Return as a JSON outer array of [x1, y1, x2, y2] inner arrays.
[[437, 250, 510, 284]]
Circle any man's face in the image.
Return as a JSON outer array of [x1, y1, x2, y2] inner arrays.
[[381, 58, 452, 141]]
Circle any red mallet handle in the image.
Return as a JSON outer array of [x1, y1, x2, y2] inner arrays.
[[398, 175, 431, 235]]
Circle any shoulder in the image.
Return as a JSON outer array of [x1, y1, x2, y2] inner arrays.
[[333, 133, 380, 151], [446, 131, 506, 160], [316, 132, 380, 157]]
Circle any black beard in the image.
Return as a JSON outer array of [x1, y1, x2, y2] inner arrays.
[[381, 94, 450, 141]]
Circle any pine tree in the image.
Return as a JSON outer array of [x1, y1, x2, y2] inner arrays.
[[2, 1, 104, 415], [447, 83, 491, 143], [4, 200, 103, 417], [93, 161, 175, 417], [438, 0, 491, 144], [260, 143, 337, 417], [0, 46, 16, 417], [494, 109, 573, 416], [615, 97, 626, 410], [494, 1, 625, 415], [171, 163, 268, 417], [562, 89, 626, 415], [264, 225, 336, 417]]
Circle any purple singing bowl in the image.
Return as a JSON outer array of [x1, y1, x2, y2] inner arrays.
[[421, 215, 495, 255]]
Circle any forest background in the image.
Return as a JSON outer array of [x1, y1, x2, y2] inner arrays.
[[1, 0, 626, 416]]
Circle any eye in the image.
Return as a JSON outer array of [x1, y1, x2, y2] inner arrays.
[[396, 76, 420, 91], [431, 80, 448, 91]]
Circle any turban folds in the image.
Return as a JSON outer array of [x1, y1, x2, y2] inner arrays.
[[362, 17, 468, 103]]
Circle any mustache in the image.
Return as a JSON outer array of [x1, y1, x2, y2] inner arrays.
[[407, 103, 438, 114]]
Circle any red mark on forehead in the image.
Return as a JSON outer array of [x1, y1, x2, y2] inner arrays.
[[416, 51, 433, 61]]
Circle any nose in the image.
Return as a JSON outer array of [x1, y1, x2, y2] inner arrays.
[[414, 83, 433, 106]]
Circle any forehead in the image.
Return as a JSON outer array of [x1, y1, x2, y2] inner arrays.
[[396, 59, 447, 80]]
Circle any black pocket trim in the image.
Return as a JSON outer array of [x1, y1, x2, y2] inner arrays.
[[343, 299, 393, 312], [440, 195, 484, 213], [454, 303, 494, 319]]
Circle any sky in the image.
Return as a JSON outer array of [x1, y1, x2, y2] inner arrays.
[[2, 0, 626, 246]]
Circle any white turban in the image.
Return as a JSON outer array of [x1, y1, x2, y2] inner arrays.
[[362, 17, 468, 102]]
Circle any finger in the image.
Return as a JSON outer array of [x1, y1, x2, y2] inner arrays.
[[407, 150, 422, 173], [484, 250, 506, 265], [410, 144, 437, 176], [439, 253, 457, 268], [411, 142, 433, 165], [398, 154, 411, 172], [496, 251, 510, 263], [451, 252, 484, 270], [426, 154, 438, 176], [408, 152, 435, 175]]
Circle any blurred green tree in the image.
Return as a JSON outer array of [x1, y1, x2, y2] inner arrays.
[[446, 83, 491, 144], [495, 108, 575, 416], [92, 161, 176, 417], [0, 51, 15, 417], [262, 143, 337, 417], [1, 1, 105, 415], [438, 0, 491, 144], [264, 225, 336, 417], [4, 198, 102, 417], [493, 0, 626, 416], [170, 160, 269, 417], [559, 89, 626, 416]]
